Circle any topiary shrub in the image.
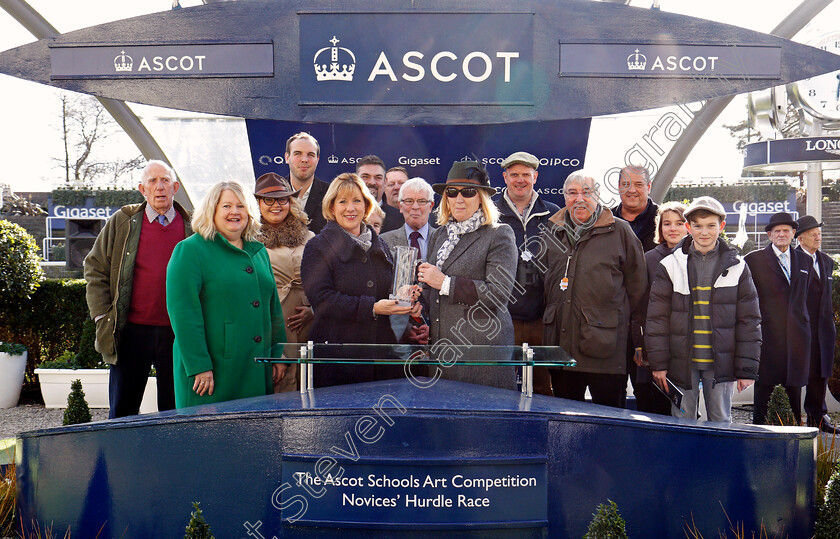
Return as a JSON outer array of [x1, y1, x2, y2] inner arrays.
[[765, 384, 796, 426], [584, 499, 628, 539], [185, 502, 215, 539], [0, 219, 44, 302], [75, 317, 105, 369], [63, 379, 91, 425], [817, 461, 840, 539]]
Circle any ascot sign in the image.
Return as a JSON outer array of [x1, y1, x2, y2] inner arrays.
[[300, 13, 534, 105]]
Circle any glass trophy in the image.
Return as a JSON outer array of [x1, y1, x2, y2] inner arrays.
[[390, 245, 418, 307]]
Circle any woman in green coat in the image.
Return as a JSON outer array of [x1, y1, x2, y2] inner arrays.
[[167, 180, 287, 408]]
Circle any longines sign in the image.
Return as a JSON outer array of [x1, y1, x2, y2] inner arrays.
[[560, 44, 781, 78], [49, 43, 274, 78], [298, 13, 534, 105]]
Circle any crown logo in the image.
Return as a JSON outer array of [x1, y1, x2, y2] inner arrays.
[[627, 49, 646, 71], [327, 154, 339, 164], [114, 50, 133, 72], [313, 36, 356, 81]]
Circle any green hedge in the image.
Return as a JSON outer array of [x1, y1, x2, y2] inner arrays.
[[0, 279, 89, 380], [51, 188, 143, 207], [664, 183, 791, 203]]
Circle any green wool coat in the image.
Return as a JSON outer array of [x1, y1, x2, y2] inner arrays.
[[166, 233, 286, 408]]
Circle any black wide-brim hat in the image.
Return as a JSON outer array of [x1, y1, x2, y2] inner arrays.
[[431, 160, 497, 195], [794, 215, 823, 238], [255, 172, 300, 198], [764, 211, 798, 232]]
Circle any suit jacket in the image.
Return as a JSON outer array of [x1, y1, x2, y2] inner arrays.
[[301, 177, 330, 234], [745, 244, 813, 386], [380, 223, 435, 261], [796, 245, 836, 379], [424, 222, 518, 389], [381, 203, 403, 233]]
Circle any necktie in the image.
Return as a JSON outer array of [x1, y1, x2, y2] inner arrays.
[[409, 231, 422, 257], [779, 252, 790, 283], [814, 256, 821, 278], [158, 214, 167, 226]]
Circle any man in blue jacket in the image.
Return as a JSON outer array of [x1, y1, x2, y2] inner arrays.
[[494, 151, 559, 395]]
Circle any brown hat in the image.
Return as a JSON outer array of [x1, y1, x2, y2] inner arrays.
[[432, 161, 496, 195], [254, 172, 299, 198]]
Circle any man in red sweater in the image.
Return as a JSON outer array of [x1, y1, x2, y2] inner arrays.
[[84, 160, 192, 418]]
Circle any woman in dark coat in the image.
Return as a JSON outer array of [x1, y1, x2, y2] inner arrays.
[[301, 173, 420, 387]]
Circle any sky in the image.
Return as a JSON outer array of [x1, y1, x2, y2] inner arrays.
[[0, 0, 838, 203]]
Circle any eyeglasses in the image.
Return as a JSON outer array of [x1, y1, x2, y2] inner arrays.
[[258, 197, 290, 207], [400, 198, 432, 207], [444, 187, 478, 199]]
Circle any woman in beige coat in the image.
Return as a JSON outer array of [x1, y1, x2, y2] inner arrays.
[[255, 172, 315, 392]]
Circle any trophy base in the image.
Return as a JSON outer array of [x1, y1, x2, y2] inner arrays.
[[389, 295, 412, 307]]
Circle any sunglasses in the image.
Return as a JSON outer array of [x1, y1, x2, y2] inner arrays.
[[258, 196, 290, 207], [444, 187, 479, 199]]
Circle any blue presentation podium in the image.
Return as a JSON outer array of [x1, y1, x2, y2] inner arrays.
[[15, 372, 816, 537]]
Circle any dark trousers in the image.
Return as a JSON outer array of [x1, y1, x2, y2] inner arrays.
[[753, 380, 801, 425], [550, 369, 626, 409], [804, 376, 828, 419], [624, 341, 671, 415], [109, 322, 175, 419]]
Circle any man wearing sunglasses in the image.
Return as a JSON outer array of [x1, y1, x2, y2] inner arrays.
[[494, 151, 559, 396]]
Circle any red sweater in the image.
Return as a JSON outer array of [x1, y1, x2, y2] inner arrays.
[[127, 213, 185, 326]]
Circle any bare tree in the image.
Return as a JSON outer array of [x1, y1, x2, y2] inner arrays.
[[56, 92, 143, 186]]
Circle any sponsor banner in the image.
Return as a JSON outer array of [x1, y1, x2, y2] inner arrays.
[[282, 458, 547, 528], [744, 137, 840, 170], [47, 203, 116, 229], [717, 189, 796, 226], [50, 43, 273, 79], [299, 13, 533, 105], [245, 119, 591, 208], [560, 44, 781, 78]]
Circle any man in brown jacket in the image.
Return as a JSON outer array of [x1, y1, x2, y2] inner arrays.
[[538, 170, 647, 408]]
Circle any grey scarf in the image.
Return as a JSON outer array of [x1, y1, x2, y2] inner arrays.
[[342, 223, 373, 252], [435, 210, 485, 268]]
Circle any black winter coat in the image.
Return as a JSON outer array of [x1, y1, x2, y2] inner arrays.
[[494, 191, 561, 322], [646, 238, 761, 390], [302, 221, 398, 345], [611, 200, 658, 252], [744, 244, 813, 387], [796, 245, 836, 379]]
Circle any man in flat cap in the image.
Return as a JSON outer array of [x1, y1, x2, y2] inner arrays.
[[795, 215, 837, 432], [745, 212, 813, 424], [494, 151, 559, 395]]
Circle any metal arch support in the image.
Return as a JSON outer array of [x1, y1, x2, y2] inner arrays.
[[0, 0, 193, 211], [647, 0, 834, 204]]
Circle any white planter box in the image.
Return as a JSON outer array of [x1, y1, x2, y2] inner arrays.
[[35, 368, 158, 413], [0, 351, 27, 408]]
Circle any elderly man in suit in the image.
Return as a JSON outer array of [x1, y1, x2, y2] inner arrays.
[[745, 212, 813, 425], [381, 177, 435, 261], [795, 215, 838, 433], [285, 132, 330, 234], [381, 177, 435, 344]]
